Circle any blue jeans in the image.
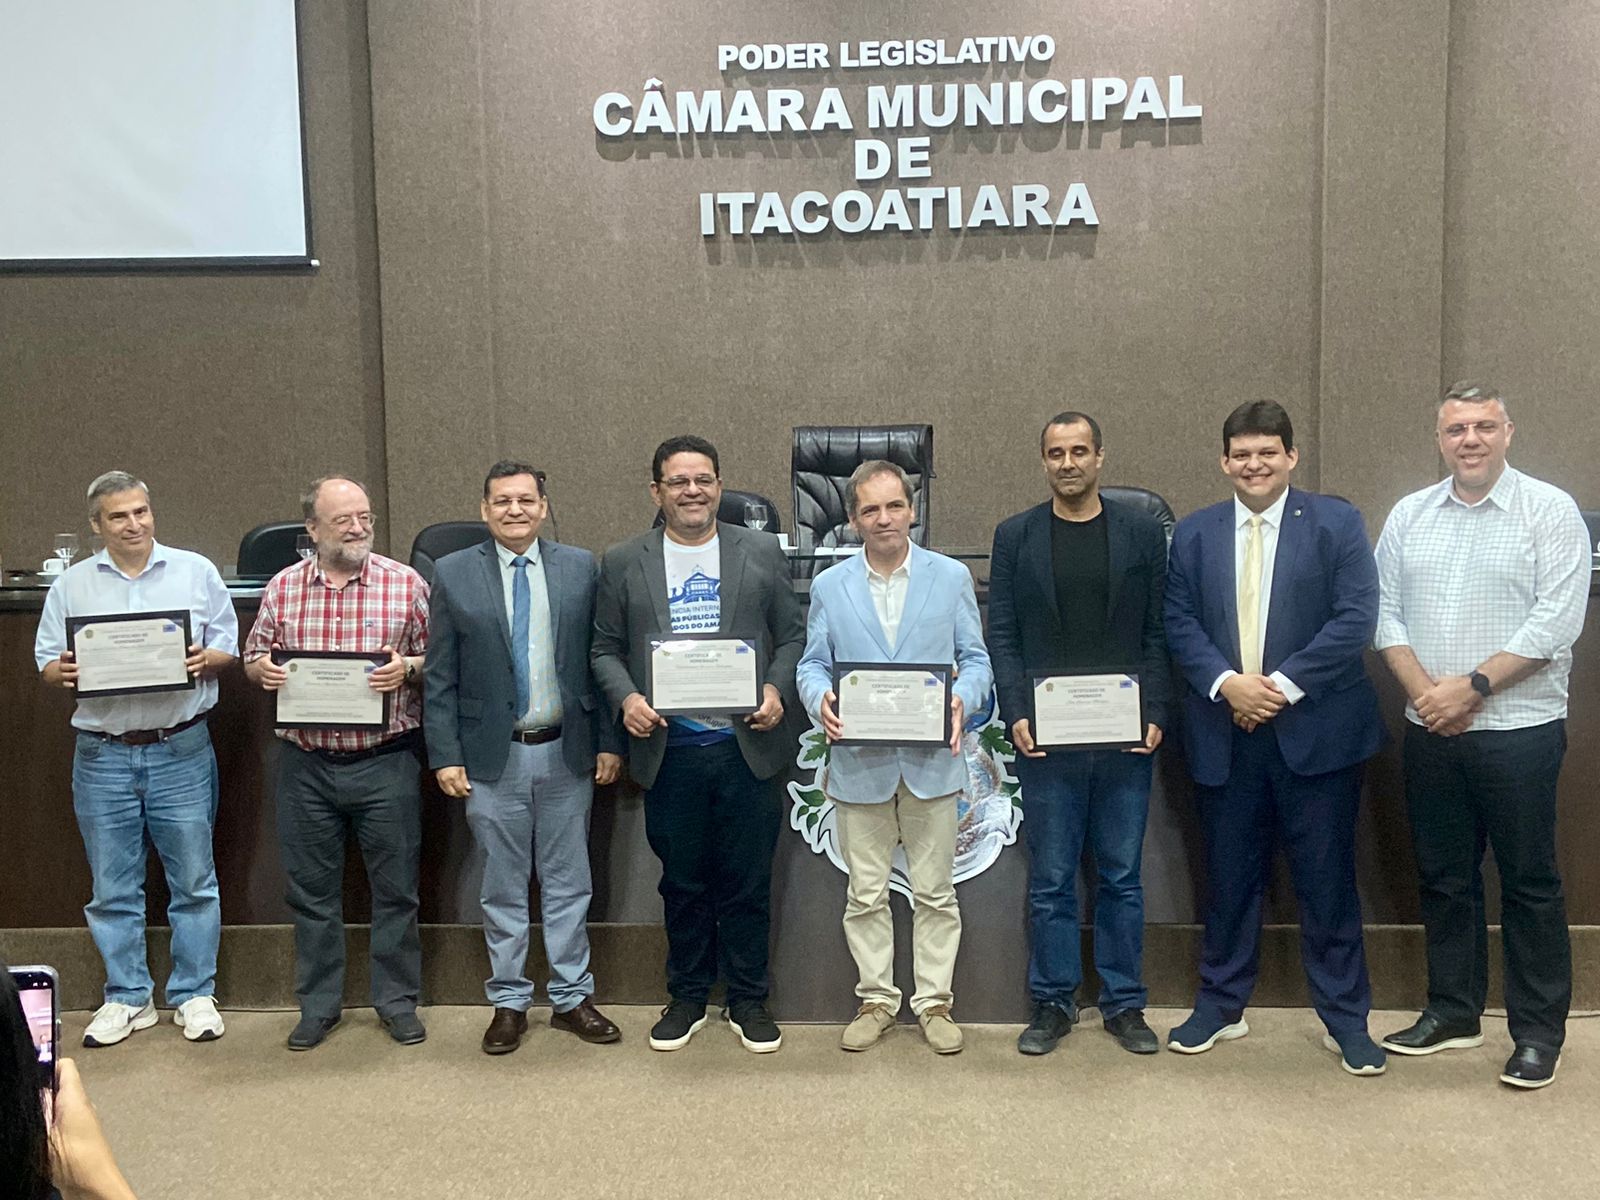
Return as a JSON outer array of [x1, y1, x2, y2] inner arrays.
[[71, 723, 221, 1007], [1017, 750, 1153, 1015]]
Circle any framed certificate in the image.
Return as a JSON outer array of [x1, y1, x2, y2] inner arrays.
[[272, 649, 390, 730], [67, 610, 194, 699], [1029, 670, 1144, 750], [832, 661, 953, 747], [647, 634, 762, 716]]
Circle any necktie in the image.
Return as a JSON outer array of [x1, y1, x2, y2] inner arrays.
[[512, 555, 531, 716], [1238, 516, 1264, 675]]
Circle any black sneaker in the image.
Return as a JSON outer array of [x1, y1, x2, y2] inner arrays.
[[1381, 1011, 1484, 1056], [726, 1001, 783, 1054], [648, 999, 707, 1051], [1017, 1001, 1078, 1056], [1500, 1042, 1560, 1090], [1103, 1008, 1160, 1055]]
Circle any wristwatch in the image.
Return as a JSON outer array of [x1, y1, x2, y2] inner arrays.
[[1469, 671, 1493, 698]]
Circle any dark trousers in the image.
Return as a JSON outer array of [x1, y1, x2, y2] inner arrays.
[[1403, 720, 1570, 1050], [276, 741, 423, 1020], [644, 738, 781, 1007], [1195, 725, 1372, 1035]]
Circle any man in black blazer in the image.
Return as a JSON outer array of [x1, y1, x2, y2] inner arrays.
[[424, 461, 624, 1055], [989, 412, 1171, 1058], [591, 435, 805, 1054]]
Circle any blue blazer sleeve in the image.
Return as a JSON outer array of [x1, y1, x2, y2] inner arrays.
[[1163, 514, 1233, 699], [422, 566, 464, 769], [795, 574, 837, 721], [951, 567, 993, 715]]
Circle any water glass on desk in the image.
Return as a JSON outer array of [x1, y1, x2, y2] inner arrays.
[[52, 533, 79, 567], [296, 534, 316, 560], [744, 501, 769, 533]]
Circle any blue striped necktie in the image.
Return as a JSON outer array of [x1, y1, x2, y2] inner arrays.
[[512, 555, 531, 716]]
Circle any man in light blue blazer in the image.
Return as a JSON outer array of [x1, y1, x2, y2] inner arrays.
[[796, 460, 992, 1055]]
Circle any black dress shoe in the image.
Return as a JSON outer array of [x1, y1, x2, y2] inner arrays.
[[381, 1011, 427, 1046], [1103, 1008, 1160, 1055], [1380, 1012, 1484, 1056], [482, 1007, 529, 1055], [550, 999, 621, 1044], [1500, 1043, 1560, 1089], [287, 1014, 341, 1051]]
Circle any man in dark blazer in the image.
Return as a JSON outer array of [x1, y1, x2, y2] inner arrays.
[[1163, 401, 1386, 1075], [989, 411, 1170, 1058], [591, 435, 805, 1055], [424, 461, 624, 1056]]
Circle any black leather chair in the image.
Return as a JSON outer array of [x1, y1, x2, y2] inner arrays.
[[1581, 509, 1599, 551], [1101, 485, 1177, 544], [792, 425, 934, 548], [409, 521, 491, 584], [650, 489, 782, 534], [235, 522, 303, 578]]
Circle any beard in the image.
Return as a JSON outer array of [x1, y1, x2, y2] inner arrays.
[[322, 535, 372, 570]]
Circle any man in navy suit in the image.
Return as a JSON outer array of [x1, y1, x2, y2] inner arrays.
[[1163, 401, 1386, 1075], [988, 412, 1170, 1057], [424, 461, 624, 1055]]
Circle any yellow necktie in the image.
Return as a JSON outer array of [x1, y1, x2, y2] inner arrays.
[[1238, 515, 1264, 675]]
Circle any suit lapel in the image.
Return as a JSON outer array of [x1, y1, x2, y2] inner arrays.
[[1215, 504, 1241, 670], [479, 542, 513, 657], [539, 538, 563, 647], [843, 554, 894, 658], [1102, 500, 1128, 625], [642, 529, 671, 632], [716, 523, 746, 633], [894, 545, 935, 658], [1024, 505, 1062, 633], [1265, 488, 1307, 666]]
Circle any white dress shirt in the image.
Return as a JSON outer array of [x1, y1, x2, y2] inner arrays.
[[865, 546, 912, 650], [34, 542, 239, 734], [1209, 490, 1306, 705], [1374, 465, 1590, 729], [495, 540, 563, 729]]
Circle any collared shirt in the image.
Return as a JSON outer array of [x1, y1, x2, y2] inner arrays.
[[1375, 465, 1590, 730], [35, 541, 239, 735], [494, 540, 562, 729], [242, 552, 430, 752], [865, 546, 913, 650], [1209, 490, 1305, 704]]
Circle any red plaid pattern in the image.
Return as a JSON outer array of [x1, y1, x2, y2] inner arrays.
[[243, 553, 430, 752]]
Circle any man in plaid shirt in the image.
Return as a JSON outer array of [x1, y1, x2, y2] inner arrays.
[[242, 476, 431, 1051]]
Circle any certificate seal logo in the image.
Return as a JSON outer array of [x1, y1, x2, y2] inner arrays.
[[787, 690, 1023, 898], [288, 662, 299, 673], [81, 629, 94, 640]]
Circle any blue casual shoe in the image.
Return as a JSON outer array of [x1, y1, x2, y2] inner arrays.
[[1322, 1030, 1386, 1076], [1167, 1010, 1249, 1054]]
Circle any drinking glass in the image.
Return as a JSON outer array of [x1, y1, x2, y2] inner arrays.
[[52, 533, 80, 566], [296, 534, 316, 560], [743, 501, 769, 533]]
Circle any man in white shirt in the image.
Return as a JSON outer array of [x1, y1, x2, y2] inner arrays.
[[34, 471, 237, 1048], [1374, 381, 1591, 1090], [795, 461, 993, 1055]]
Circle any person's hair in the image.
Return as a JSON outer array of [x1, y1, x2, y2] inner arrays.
[[0, 963, 52, 1200], [1221, 400, 1295, 454], [300, 475, 370, 522], [1040, 411, 1103, 453], [651, 436, 720, 483], [1440, 379, 1511, 420], [482, 461, 546, 499], [845, 460, 915, 518], [85, 470, 149, 524]]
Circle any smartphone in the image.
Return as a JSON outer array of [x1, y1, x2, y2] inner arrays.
[[12, 965, 60, 1097]]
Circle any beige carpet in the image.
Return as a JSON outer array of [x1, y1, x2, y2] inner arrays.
[[64, 1006, 1598, 1200]]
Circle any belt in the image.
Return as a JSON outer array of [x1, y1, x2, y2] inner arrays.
[[88, 713, 207, 747], [310, 732, 419, 765], [511, 725, 562, 746]]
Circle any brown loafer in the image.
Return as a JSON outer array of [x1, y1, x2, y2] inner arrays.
[[481, 1007, 529, 1055], [550, 998, 621, 1044]]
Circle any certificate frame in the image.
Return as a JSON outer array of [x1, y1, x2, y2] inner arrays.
[[66, 609, 195, 699], [831, 661, 954, 748], [1028, 667, 1145, 751], [271, 648, 391, 730], [646, 633, 764, 717]]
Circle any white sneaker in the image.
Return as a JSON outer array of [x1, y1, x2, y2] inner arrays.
[[173, 996, 225, 1042], [83, 1000, 159, 1047]]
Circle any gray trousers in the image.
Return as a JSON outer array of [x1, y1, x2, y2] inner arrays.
[[465, 736, 595, 1012], [275, 740, 422, 1020]]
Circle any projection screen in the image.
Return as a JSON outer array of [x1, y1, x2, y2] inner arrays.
[[0, 0, 312, 270]]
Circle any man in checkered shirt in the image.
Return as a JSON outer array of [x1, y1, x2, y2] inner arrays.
[[242, 476, 430, 1052], [1374, 381, 1591, 1090]]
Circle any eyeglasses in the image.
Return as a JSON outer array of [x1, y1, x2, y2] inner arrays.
[[325, 512, 376, 530], [1441, 422, 1502, 440], [658, 475, 719, 492]]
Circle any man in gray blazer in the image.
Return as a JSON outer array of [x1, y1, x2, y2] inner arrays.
[[424, 461, 624, 1055], [591, 435, 805, 1054]]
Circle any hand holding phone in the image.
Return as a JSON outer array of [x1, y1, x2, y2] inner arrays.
[[12, 965, 59, 1099]]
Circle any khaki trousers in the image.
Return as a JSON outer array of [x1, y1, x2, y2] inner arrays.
[[834, 783, 961, 1015]]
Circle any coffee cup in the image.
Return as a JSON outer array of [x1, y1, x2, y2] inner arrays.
[[41, 558, 66, 575]]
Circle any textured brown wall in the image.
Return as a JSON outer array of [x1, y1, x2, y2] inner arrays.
[[0, 0, 384, 570]]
